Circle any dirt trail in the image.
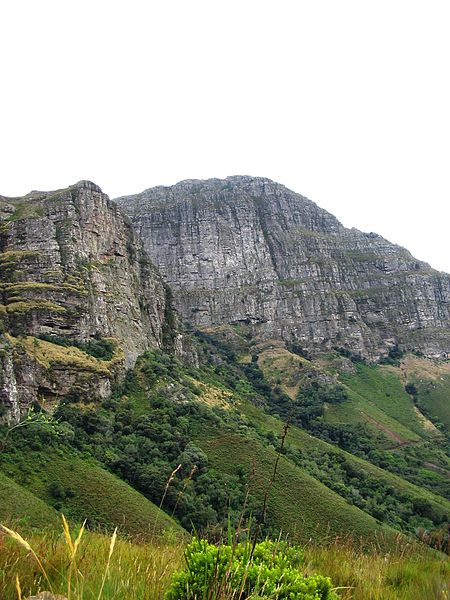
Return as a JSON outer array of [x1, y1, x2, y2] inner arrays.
[[423, 462, 450, 478], [360, 411, 407, 445]]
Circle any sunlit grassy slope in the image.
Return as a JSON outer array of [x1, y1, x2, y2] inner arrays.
[[0, 472, 59, 528], [417, 374, 450, 430], [336, 363, 435, 441], [1, 340, 448, 594], [0, 450, 186, 539], [235, 398, 450, 519], [257, 344, 442, 447], [193, 427, 394, 544]]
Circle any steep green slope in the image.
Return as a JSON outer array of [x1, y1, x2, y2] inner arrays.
[[336, 363, 435, 442], [2, 342, 448, 551], [397, 356, 450, 430], [417, 377, 450, 431], [0, 450, 186, 539], [417, 377, 450, 430], [0, 472, 59, 528], [325, 386, 421, 446], [236, 398, 450, 522], [193, 427, 392, 543], [249, 340, 449, 498], [256, 343, 435, 447]]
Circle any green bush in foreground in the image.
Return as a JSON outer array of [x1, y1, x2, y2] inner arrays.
[[165, 538, 339, 599]]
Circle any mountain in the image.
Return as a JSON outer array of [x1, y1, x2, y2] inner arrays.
[[116, 176, 450, 361], [1, 177, 449, 567], [0, 180, 187, 424]]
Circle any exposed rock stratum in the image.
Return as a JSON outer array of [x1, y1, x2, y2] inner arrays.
[[116, 176, 450, 361], [0, 181, 182, 422]]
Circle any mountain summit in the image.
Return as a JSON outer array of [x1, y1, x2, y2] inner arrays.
[[116, 176, 450, 361]]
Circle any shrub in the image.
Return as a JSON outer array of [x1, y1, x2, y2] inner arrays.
[[165, 538, 339, 599]]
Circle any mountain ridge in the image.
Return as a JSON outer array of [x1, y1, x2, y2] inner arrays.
[[116, 175, 450, 361], [1, 177, 449, 565], [0, 180, 189, 424]]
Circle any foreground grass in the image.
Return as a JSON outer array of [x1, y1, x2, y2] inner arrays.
[[304, 539, 449, 600], [1, 523, 448, 599], [0, 525, 183, 600]]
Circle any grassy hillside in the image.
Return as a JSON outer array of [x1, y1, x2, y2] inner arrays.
[[248, 340, 449, 499], [0, 472, 59, 528], [0, 449, 186, 539], [1, 341, 448, 560], [194, 427, 393, 544], [236, 398, 450, 523], [397, 355, 450, 430], [337, 363, 436, 442], [256, 344, 439, 447], [417, 376, 450, 430]]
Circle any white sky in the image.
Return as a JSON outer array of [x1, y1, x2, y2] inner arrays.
[[1, 1, 449, 272]]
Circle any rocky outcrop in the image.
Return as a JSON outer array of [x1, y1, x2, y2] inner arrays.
[[116, 176, 450, 361], [0, 181, 183, 422]]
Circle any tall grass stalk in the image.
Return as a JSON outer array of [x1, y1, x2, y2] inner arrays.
[[1, 523, 54, 592], [61, 514, 86, 600], [96, 527, 117, 600], [15, 574, 22, 600], [0, 523, 184, 599], [171, 465, 197, 518], [152, 464, 182, 540]]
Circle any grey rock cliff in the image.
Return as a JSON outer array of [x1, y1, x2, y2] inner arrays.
[[116, 176, 450, 360], [0, 181, 182, 422]]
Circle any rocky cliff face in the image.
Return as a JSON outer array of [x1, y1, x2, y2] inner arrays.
[[0, 181, 182, 423], [116, 176, 450, 361]]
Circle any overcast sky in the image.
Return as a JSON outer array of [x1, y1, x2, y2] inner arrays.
[[2, 1, 449, 272]]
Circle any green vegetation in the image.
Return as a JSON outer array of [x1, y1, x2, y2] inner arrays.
[[194, 429, 388, 542], [166, 538, 338, 599], [0, 518, 183, 600], [0, 249, 41, 266], [414, 373, 450, 431], [1, 519, 448, 600], [52, 353, 264, 534], [3, 299, 67, 314], [194, 333, 450, 538], [0, 281, 87, 296], [8, 335, 122, 375], [13, 342, 441, 543], [0, 443, 185, 539], [37, 333, 116, 361], [1, 326, 450, 597], [340, 363, 427, 437], [343, 250, 380, 262], [0, 197, 44, 221], [0, 472, 59, 528], [234, 401, 449, 535]]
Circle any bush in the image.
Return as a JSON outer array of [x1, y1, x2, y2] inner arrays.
[[37, 333, 115, 360], [165, 538, 338, 599]]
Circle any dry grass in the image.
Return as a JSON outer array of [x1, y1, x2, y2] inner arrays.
[[257, 345, 311, 400], [304, 537, 450, 600], [189, 377, 233, 409], [0, 520, 184, 600], [393, 355, 450, 383], [7, 335, 124, 375], [412, 405, 439, 433], [1, 520, 449, 599]]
